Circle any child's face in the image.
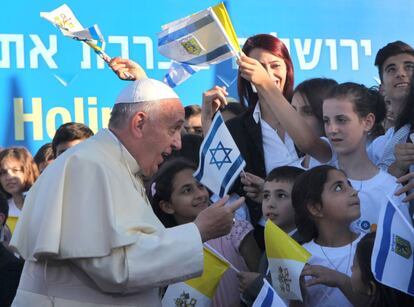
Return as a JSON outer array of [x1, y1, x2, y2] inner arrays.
[[319, 169, 360, 223], [323, 98, 371, 156], [350, 254, 371, 295], [381, 53, 414, 107], [262, 180, 296, 233], [0, 157, 25, 195], [292, 92, 323, 137], [166, 168, 210, 224]]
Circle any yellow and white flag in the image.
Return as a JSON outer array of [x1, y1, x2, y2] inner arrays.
[[158, 2, 241, 66], [162, 247, 229, 307], [265, 220, 311, 301], [40, 4, 107, 60]]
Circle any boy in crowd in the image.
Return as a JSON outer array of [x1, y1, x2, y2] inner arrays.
[[52, 122, 94, 158], [237, 166, 304, 303]]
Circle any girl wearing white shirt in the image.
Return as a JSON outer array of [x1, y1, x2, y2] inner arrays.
[[291, 165, 368, 307]]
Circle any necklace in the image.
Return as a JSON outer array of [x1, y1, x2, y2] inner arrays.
[[319, 237, 353, 274]]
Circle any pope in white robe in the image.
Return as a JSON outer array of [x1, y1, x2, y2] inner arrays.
[[10, 78, 241, 306]]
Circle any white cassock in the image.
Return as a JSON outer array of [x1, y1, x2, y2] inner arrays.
[[10, 129, 204, 306]]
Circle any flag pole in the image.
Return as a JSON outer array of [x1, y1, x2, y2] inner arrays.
[[204, 243, 240, 273]]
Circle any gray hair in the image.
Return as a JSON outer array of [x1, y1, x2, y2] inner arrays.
[[108, 101, 159, 129]]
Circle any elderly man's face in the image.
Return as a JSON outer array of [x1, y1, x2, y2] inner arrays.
[[140, 99, 184, 176]]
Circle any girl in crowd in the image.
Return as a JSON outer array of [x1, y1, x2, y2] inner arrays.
[[0, 147, 39, 233], [350, 232, 414, 306], [291, 165, 366, 307], [149, 158, 260, 307]]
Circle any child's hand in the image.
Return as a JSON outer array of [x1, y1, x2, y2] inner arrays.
[[201, 86, 228, 134], [396, 172, 414, 202], [301, 264, 348, 288], [237, 54, 271, 86], [241, 172, 264, 203], [237, 271, 260, 293]]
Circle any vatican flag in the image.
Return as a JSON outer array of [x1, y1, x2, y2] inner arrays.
[[162, 247, 230, 307], [158, 2, 241, 66], [265, 220, 311, 301]]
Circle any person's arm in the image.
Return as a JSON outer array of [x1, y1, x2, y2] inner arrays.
[[71, 197, 244, 294], [109, 57, 148, 81], [239, 231, 261, 271], [237, 55, 331, 163], [301, 264, 369, 307], [201, 86, 228, 134], [396, 172, 414, 202]]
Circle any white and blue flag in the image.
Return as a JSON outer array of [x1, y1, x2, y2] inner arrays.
[[371, 196, 414, 297], [194, 111, 245, 198], [157, 3, 241, 66], [253, 279, 287, 307], [163, 61, 200, 88]]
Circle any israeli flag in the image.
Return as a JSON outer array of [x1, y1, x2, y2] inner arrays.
[[194, 112, 245, 197], [163, 61, 200, 88], [253, 279, 287, 307], [371, 196, 414, 297]]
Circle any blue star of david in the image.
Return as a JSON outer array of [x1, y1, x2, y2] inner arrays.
[[209, 141, 232, 170]]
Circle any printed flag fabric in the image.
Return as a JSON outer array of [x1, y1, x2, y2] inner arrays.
[[265, 220, 311, 301], [163, 61, 201, 88], [162, 247, 230, 307], [371, 197, 414, 297], [40, 4, 106, 54], [253, 278, 287, 307], [157, 2, 240, 66], [194, 111, 246, 198]]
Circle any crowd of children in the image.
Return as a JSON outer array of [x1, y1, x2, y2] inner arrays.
[[1, 37, 414, 306]]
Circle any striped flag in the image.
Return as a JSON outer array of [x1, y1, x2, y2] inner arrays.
[[162, 247, 229, 307], [163, 61, 201, 88], [194, 111, 246, 197], [157, 2, 241, 66], [371, 196, 414, 297], [253, 279, 287, 307], [265, 220, 311, 301]]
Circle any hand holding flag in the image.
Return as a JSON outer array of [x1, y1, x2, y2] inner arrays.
[[265, 220, 311, 301]]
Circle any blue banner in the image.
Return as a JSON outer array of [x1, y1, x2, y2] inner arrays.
[[1, 0, 414, 154]]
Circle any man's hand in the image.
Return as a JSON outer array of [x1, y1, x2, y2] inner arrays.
[[109, 57, 147, 81], [194, 195, 244, 242]]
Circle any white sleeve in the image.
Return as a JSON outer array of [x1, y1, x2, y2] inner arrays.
[[71, 223, 203, 294]]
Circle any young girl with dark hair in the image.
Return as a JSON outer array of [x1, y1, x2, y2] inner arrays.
[[351, 232, 414, 306], [149, 158, 260, 307], [0, 147, 39, 234], [291, 165, 365, 306]]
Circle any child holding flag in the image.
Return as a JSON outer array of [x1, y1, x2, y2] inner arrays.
[[149, 158, 261, 307], [350, 232, 414, 306], [291, 165, 368, 306], [238, 166, 305, 304]]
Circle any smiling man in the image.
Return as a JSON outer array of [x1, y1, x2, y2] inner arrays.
[[10, 78, 242, 306]]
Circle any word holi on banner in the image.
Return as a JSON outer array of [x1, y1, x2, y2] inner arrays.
[[12, 96, 111, 141], [0, 33, 372, 72]]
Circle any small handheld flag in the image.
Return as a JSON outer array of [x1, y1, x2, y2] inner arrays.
[[265, 220, 311, 301], [158, 2, 240, 86], [194, 111, 246, 198], [162, 247, 230, 307], [253, 278, 287, 307], [40, 4, 131, 78], [371, 196, 414, 297]]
